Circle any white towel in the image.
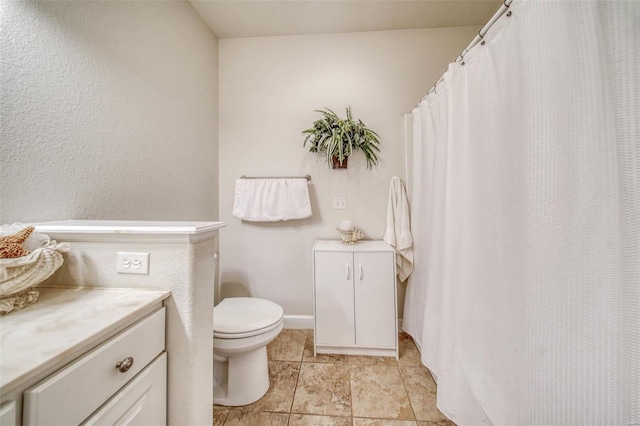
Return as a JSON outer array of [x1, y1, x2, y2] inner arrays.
[[383, 176, 413, 282], [232, 178, 312, 222]]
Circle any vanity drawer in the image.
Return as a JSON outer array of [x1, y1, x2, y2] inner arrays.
[[82, 353, 166, 426], [23, 308, 165, 426]]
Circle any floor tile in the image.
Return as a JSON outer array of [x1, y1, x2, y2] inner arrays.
[[213, 407, 229, 426], [348, 355, 398, 366], [353, 419, 418, 425], [289, 413, 352, 425], [397, 333, 422, 367], [222, 410, 289, 426], [268, 329, 307, 361], [219, 329, 452, 426], [240, 361, 300, 412], [291, 363, 351, 416], [302, 330, 349, 364], [350, 365, 414, 420], [399, 367, 449, 422]]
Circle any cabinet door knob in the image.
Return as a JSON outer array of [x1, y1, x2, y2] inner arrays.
[[359, 263, 363, 280], [115, 356, 134, 373], [346, 263, 350, 280]]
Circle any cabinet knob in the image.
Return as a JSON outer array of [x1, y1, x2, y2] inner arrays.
[[115, 356, 134, 373]]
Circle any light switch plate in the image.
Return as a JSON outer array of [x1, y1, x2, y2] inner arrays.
[[333, 196, 347, 210], [117, 252, 150, 275]]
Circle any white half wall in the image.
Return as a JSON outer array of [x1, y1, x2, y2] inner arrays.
[[41, 237, 218, 426], [219, 27, 477, 316], [0, 1, 219, 223]]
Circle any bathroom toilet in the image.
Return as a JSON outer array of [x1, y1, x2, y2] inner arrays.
[[213, 297, 284, 406]]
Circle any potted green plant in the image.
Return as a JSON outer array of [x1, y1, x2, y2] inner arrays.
[[303, 107, 381, 169]]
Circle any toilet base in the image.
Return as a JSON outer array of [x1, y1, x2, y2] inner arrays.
[[213, 345, 270, 406]]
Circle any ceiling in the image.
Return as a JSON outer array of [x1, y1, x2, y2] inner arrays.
[[190, 0, 502, 39]]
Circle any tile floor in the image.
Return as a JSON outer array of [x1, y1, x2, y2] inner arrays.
[[214, 330, 455, 426]]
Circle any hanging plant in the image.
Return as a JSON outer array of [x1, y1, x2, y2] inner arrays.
[[302, 107, 381, 169]]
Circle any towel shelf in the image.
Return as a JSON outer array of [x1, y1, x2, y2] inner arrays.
[[240, 175, 311, 181]]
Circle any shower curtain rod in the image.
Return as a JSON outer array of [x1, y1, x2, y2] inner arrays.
[[416, 0, 513, 107]]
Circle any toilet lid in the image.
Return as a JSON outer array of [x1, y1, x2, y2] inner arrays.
[[214, 297, 284, 336]]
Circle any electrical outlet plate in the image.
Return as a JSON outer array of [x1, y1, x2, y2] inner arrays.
[[333, 196, 347, 210], [117, 252, 150, 275]]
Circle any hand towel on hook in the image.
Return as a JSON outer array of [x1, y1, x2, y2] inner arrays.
[[232, 178, 312, 222]]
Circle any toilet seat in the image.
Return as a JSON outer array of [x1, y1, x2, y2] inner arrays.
[[214, 297, 284, 339]]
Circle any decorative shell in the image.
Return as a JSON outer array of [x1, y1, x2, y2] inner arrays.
[[337, 227, 365, 245], [338, 220, 353, 232], [0, 224, 71, 315]]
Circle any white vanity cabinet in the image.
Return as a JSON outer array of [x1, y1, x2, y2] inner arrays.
[[313, 240, 398, 358], [0, 288, 170, 426], [23, 309, 166, 426]]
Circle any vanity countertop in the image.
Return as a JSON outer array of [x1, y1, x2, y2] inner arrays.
[[0, 287, 170, 395]]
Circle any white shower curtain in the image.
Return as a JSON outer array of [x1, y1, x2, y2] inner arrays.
[[403, 1, 639, 425]]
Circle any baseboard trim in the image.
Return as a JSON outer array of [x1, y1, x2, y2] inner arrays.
[[283, 315, 313, 329]]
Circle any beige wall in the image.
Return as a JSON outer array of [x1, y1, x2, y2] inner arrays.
[[0, 1, 219, 223], [219, 27, 477, 316]]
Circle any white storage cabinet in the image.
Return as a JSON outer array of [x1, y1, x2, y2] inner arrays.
[[313, 240, 398, 358]]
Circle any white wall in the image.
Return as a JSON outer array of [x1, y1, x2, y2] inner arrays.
[[219, 27, 477, 316], [0, 1, 219, 223]]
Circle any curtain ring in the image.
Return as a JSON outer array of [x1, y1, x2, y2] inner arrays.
[[507, 11, 512, 17]]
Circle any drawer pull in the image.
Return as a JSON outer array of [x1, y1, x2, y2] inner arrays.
[[115, 357, 134, 373]]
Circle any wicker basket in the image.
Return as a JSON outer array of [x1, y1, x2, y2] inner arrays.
[[0, 225, 70, 315]]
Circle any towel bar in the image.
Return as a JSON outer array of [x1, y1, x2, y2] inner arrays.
[[240, 175, 311, 181]]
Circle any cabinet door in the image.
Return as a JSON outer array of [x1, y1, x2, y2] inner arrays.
[[0, 401, 16, 426], [82, 353, 166, 426], [314, 251, 355, 346], [354, 252, 396, 348]]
